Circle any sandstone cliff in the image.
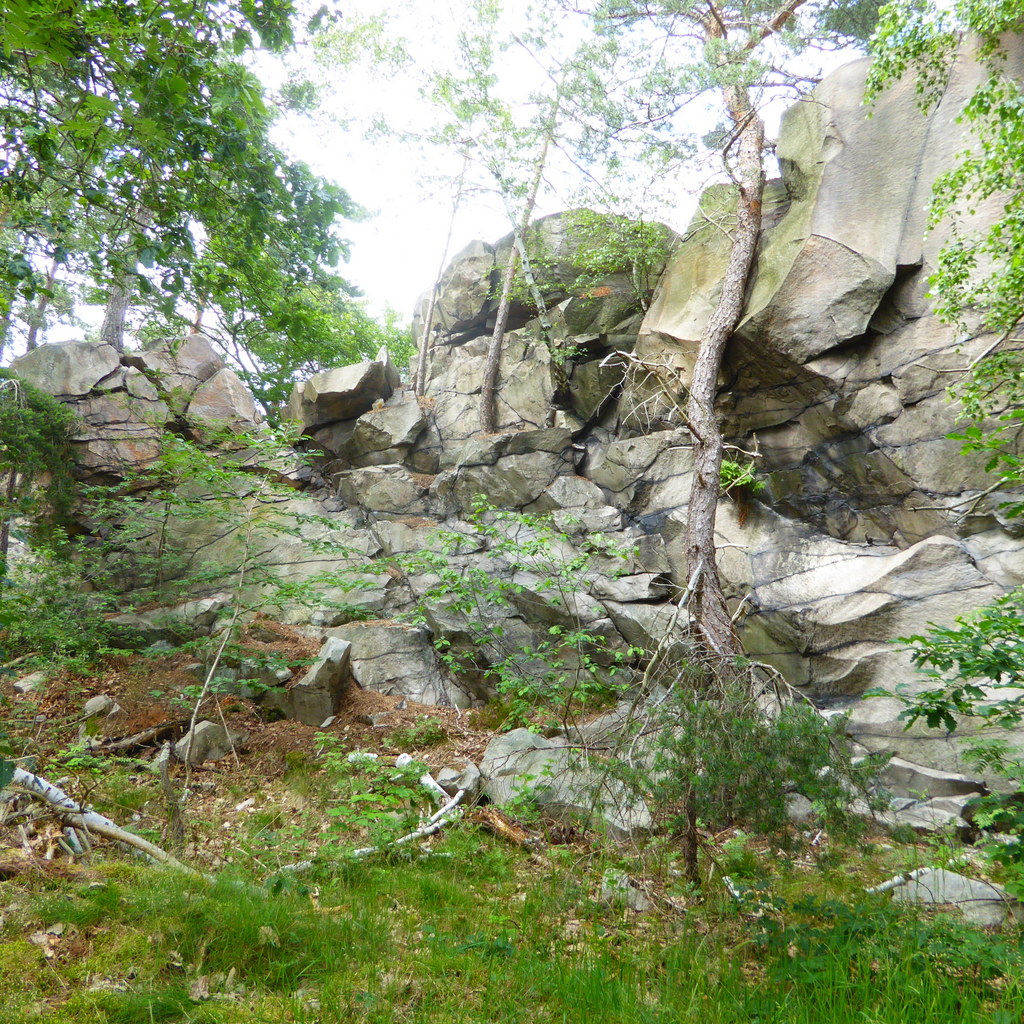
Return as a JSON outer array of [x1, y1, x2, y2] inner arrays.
[[11, 48, 1024, 786]]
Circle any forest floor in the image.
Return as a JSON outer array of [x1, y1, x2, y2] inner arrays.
[[2, 635, 1023, 1024]]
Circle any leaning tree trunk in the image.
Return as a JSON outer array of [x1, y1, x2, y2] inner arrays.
[[684, 83, 766, 666], [415, 153, 470, 397], [479, 116, 555, 433], [99, 206, 153, 353]]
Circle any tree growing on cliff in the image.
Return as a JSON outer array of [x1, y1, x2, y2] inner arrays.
[[565, 1, 881, 665], [404, 1, 570, 429]]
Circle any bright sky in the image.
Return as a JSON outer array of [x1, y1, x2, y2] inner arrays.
[[267, 1, 862, 323]]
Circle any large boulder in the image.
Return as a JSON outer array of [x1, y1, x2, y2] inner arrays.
[[186, 368, 261, 433], [263, 636, 352, 726], [414, 211, 675, 351], [888, 868, 1024, 927], [480, 728, 651, 839], [12, 341, 122, 397], [128, 334, 225, 407], [324, 621, 471, 708], [288, 350, 401, 432]]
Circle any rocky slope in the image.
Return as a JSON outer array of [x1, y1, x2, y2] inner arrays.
[[11, 47, 1024, 804]]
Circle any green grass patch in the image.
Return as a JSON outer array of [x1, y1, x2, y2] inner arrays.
[[1, 832, 1022, 1024]]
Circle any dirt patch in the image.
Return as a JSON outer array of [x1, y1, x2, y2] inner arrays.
[[6, 615, 496, 780]]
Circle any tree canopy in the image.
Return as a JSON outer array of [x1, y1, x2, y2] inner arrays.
[[0, 0, 403, 408]]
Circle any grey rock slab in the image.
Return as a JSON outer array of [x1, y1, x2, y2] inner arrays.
[[371, 516, 444, 555], [324, 621, 471, 708], [12, 341, 121, 397], [66, 391, 169, 477], [585, 431, 694, 513], [567, 354, 629, 423], [81, 695, 120, 719], [12, 671, 47, 696], [415, 238, 497, 345], [436, 762, 482, 801], [528, 474, 610, 513], [890, 868, 1023, 927], [130, 334, 225, 405], [602, 600, 687, 650], [264, 636, 352, 726], [785, 794, 816, 824], [551, 505, 626, 533], [159, 721, 248, 767], [591, 573, 673, 603], [107, 595, 231, 648], [186, 368, 261, 432], [454, 427, 574, 465], [288, 356, 399, 432], [480, 728, 651, 839], [881, 757, 988, 801], [349, 399, 427, 453], [435, 450, 571, 513], [601, 868, 652, 912], [123, 366, 161, 402], [851, 793, 971, 836], [334, 465, 430, 515]]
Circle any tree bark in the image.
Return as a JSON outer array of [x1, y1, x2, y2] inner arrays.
[[99, 280, 133, 353], [415, 153, 470, 396], [480, 122, 554, 433], [684, 80, 766, 665], [479, 245, 520, 434], [0, 466, 18, 575], [25, 259, 58, 351], [99, 206, 153, 353]]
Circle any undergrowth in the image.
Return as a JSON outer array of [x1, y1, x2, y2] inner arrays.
[[1, 828, 1022, 1024]]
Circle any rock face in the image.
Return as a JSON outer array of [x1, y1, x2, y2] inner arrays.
[[12, 46, 1024, 791], [479, 729, 652, 839], [11, 334, 261, 477]]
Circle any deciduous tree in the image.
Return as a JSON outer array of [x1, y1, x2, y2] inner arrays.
[[571, 0, 880, 664], [1, 0, 393, 394]]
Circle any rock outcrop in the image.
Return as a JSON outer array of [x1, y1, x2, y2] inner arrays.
[[11, 46, 1024, 793], [11, 333, 261, 477]]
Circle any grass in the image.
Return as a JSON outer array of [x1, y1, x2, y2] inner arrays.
[[1, 828, 1022, 1024], [2, 649, 1022, 1024]]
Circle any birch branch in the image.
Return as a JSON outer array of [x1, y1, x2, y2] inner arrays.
[[9, 768, 201, 876]]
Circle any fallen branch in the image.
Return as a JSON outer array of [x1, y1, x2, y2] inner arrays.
[[468, 806, 538, 848], [9, 768, 201, 877], [274, 761, 469, 875], [92, 719, 191, 754], [864, 867, 933, 895], [351, 788, 466, 859]]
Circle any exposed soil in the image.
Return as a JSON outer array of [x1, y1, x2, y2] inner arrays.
[[0, 614, 508, 875]]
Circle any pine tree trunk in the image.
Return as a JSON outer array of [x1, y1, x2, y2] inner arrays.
[[479, 116, 555, 433], [684, 83, 765, 665], [479, 248, 520, 434], [100, 206, 153, 353], [25, 260, 58, 351], [99, 280, 132, 353]]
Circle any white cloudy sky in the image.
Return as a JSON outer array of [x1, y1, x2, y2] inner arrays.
[[267, 2, 863, 322]]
